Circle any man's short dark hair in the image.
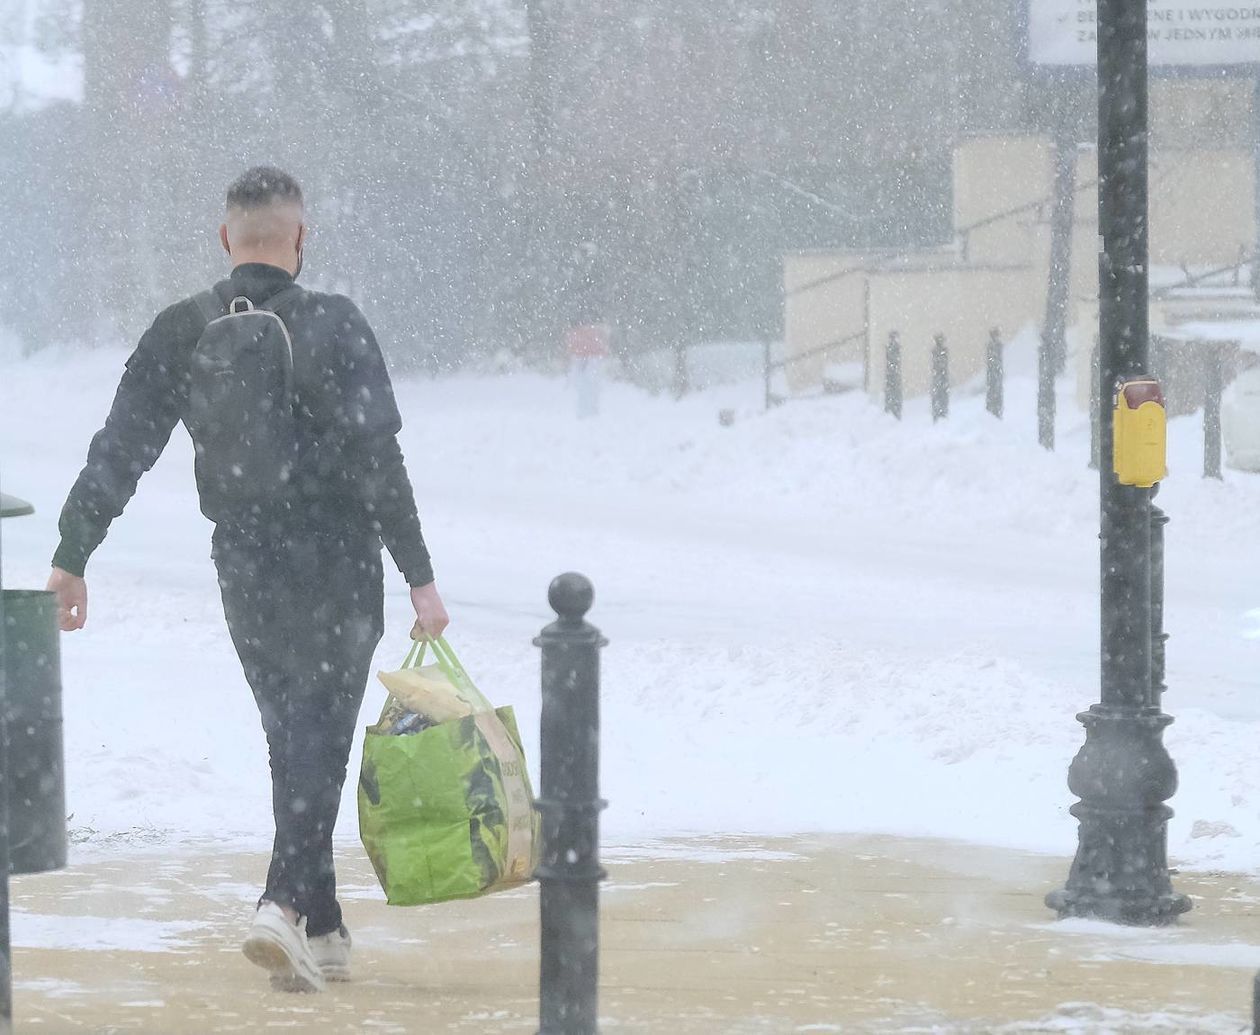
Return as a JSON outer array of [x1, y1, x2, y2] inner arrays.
[[226, 166, 303, 210]]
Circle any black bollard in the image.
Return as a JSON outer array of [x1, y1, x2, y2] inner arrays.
[[931, 333, 949, 422], [884, 332, 902, 420], [1038, 327, 1057, 451], [672, 344, 689, 400], [1203, 345, 1224, 480], [986, 329, 1004, 419], [1253, 969, 1260, 1032], [535, 573, 606, 1035], [0, 500, 12, 1035], [3, 590, 67, 875], [762, 340, 774, 412]]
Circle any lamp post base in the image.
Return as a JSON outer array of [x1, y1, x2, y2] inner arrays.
[[1045, 808, 1191, 926], [1047, 707, 1191, 926], [1046, 886, 1191, 927]]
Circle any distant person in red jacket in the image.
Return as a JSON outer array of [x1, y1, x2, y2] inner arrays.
[[566, 321, 610, 418]]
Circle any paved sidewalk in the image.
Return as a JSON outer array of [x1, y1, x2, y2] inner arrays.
[[5, 835, 1257, 1032]]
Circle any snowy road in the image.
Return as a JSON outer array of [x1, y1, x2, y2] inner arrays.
[[3, 343, 1260, 873]]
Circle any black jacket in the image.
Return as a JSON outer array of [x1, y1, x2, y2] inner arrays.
[[53, 263, 434, 587]]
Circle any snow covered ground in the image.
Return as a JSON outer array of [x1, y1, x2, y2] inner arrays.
[[0, 45, 81, 113], [3, 334, 1260, 876]]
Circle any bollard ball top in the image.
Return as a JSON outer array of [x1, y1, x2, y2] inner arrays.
[[549, 572, 594, 620]]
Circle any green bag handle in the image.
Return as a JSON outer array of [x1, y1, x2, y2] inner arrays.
[[429, 637, 471, 685], [401, 638, 428, 670], [400, 635, 495, 713]]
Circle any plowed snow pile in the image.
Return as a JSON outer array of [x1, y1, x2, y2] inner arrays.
[[4, 336, 1260, 873]]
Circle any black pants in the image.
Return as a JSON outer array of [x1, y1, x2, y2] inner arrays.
[[212, 524, 384, 937]]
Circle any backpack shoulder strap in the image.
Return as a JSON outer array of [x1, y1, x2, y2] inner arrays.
[[259, 285, 306, 316], [192, 289, 225, 329]]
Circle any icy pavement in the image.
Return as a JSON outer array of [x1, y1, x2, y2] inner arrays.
[[2, 835, 1255, 1032]]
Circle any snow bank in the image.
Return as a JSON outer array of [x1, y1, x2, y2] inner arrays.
[[3, 344, 1260, 875], [0, 45, 83, 112]]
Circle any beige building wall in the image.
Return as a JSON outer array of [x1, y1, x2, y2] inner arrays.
[[1152, 78, 1256, 151], [867, 266, 1040, 399], [782, 253, 870, 391], [1150, 149, 1255, 267], [954, 136, 1053, 267], [784, 88, 1256, 403], [783, 135, 1056, 401]]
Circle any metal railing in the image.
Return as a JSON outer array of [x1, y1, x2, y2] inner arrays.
[[1152, 248, 1259, 301], [763, 331, 864, 411], [785, 179, 1101, 303]]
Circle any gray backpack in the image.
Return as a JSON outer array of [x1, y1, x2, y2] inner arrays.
[[187, 286, 305, 505]]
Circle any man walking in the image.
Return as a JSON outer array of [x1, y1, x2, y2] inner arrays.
[[46, 167, 448, 992]]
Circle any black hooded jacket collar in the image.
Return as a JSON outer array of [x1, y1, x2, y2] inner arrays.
[[213, 262, 296, 309]]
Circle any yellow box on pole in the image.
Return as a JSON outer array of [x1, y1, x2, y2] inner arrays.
[[1113, 379, 1167, 488]]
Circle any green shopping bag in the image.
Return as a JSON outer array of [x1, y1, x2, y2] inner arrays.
[[358, 637, 539, 906]]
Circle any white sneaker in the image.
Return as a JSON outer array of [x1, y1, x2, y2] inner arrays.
[[242, 902, 327, 993], [308, 925, 352, 982]]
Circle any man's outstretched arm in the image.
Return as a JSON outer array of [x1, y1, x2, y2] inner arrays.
[[312, 298, 448, 639], [49, 310, 187, 630]]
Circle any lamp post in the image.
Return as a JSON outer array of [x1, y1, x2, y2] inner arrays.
[[1045, 0, 1189, 926]]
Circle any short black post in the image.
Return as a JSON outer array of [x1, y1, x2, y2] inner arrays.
[[535, 573, 606, 1035], [0, 628, 9, 1035], [1038, 327, 1056, 451], [1203, 344, 1224, 480], [884, 332, 902, 420], [0, 488, 21, 1035], [986, 328, 1004, 419], [763, 339, 774, 412], [672, 344, 689, 400], [1254, 970, 1260, 1033], [931, 333, 949, 422]]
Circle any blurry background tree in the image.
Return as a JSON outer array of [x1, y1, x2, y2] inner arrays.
[[0, 0, 1089, 370]]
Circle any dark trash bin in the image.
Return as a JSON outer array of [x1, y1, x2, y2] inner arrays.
[[1, 590, 66, 875]]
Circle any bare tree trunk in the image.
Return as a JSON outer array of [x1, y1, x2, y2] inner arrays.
[[81, 0, 173, 338], [523, 0, 563, 360]]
